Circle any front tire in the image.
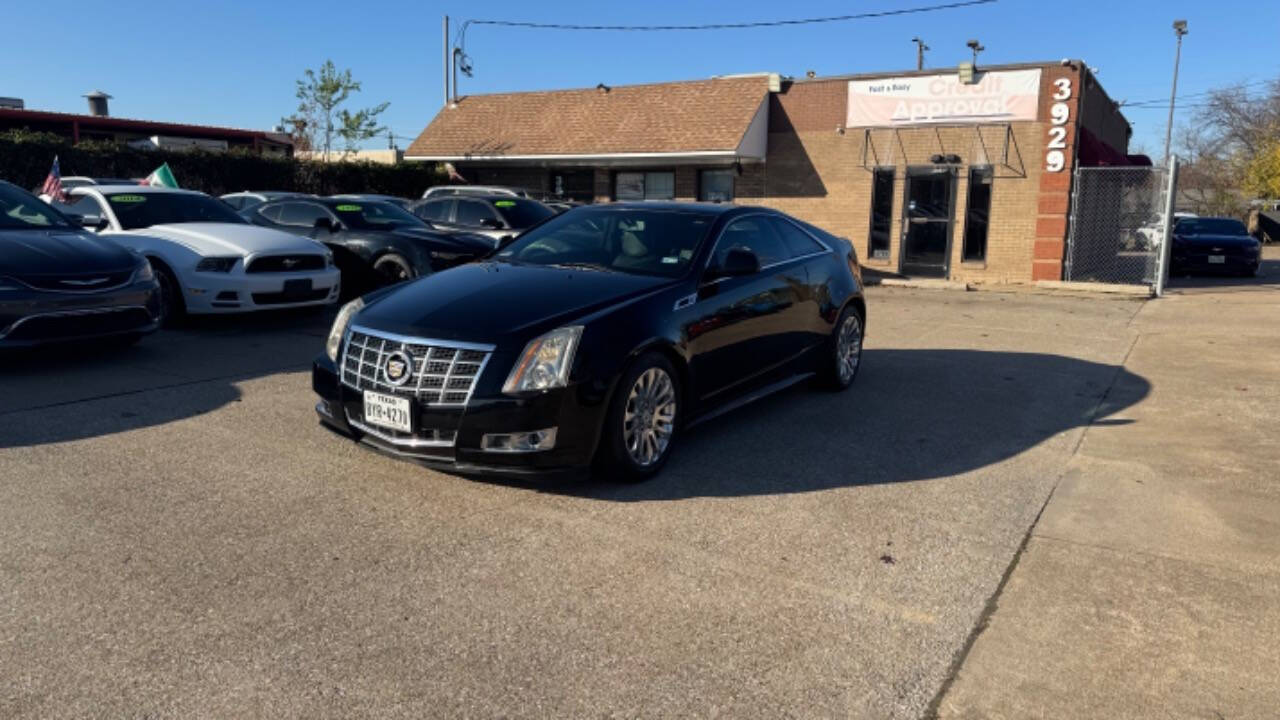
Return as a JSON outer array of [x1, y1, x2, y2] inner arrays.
[[823, 304, 864, 391], [373, 253, 414, 286], [598, 352, 681, 482], [151, 260, 185, 327]]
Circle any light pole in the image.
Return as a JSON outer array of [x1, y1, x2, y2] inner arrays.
[[1162, 19, 1188, 167], [912, 37, 929, 70], [966, 39, 984, 67]]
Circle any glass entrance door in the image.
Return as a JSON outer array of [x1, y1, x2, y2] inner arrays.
[[900, 168, 956, 277]]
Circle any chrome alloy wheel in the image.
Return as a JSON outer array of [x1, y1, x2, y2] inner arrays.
[[837, 313, 863, 383], [623, 367, 677, 467]]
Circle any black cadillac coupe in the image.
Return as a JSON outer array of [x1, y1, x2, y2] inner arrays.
[[242, 197, 495, 294], [1, 181, 161, 348], [313, 202, 866, 480]]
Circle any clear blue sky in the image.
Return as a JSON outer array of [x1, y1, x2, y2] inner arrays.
[[2, 0, 1275, 153]]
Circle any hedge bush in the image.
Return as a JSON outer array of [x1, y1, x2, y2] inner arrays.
[[0, 129, 444, 198]]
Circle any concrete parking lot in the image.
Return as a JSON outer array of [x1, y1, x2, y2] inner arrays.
[[2, 250, 1277, 718]]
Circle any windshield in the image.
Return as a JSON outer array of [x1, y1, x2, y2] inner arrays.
[[330, 201, 425, 230], [1175, 218, 1248, 236], [106, 192, 246, 229], [494, 198, 556, 228], [0, 183, 73, 229], [497, 207, 716, 277]]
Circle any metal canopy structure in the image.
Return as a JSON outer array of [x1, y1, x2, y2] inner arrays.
[[859, 123, 1025, 177]]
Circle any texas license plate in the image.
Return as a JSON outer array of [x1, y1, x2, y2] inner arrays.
[[1208, 255, 1225, 264], [363, 390, 411, 432]]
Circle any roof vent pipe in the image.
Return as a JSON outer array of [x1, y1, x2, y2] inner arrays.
[[84, 91, 112, 117]]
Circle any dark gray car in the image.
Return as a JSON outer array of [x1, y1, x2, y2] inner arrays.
[[408, 195, 557, 245]]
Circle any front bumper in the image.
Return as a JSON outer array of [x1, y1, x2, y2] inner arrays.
[[1171, 250, 1260, 274], [183, 267, 341, 313], [312, 354, 609, 476], [0, 279, 162, 348]]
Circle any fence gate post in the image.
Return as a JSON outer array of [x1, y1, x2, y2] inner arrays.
[[1154, 156, 1179, 297], [1064, 165, 1081, 281]]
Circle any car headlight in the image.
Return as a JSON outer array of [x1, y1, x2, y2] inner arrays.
[[326, 297, 364, 361], [133, 261, 154, 283], [503, 326, 583, 394], [195, 256, 239, 272]]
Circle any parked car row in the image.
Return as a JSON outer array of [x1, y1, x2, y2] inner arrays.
[[3, 177, 571, 348]]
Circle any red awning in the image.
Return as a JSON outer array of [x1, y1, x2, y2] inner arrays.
[[1077, 127, 1144, 167]]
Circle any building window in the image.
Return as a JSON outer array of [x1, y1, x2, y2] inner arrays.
[[868, 168, 894, 260], [699, 169, 735, 202], [615, 171, 675, 201], [962, 166, 993, 262]]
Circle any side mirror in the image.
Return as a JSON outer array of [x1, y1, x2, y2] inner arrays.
[[313, 217, 337, 233], [479, 217, 505, 230], [79, 214, 107, 231], [708, 248, 760, 279]]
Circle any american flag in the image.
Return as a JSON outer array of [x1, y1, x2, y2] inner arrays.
[[40, 156, 67, 203]]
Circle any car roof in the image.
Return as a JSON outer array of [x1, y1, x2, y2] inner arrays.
[[223, 190, 307, 197], [585, 201, 741, 215], [75, 184, 204, 195]]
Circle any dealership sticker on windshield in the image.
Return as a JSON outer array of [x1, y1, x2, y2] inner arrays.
[[662, 256, 679, 264], [494, 200, 516, 207], [110, 195, 146, 203], [335, 204, 361, 212]]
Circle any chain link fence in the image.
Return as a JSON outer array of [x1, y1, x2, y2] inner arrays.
[[1065, 165, 1176, 289]]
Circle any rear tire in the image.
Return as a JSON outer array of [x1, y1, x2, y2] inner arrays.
[[373, 254, 414, 286], [822, 304, 864, 391], [597, 352, 681, 482]]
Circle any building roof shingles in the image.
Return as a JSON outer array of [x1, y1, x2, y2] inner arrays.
[[407, 76, 769, 159]]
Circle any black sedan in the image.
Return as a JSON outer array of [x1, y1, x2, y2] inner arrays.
[[1171, 217, 1261, 277], [241, 197, 495, 294], [1, 181, 161, 348], [313, 203, 865, 480]]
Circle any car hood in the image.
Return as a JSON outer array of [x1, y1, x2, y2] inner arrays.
[[356, 261, 674, 344], [389, 226, 495, 253], [0, 228, 139, 276], [1175, 233, 1257, 249], [130, 222, 325, 256]]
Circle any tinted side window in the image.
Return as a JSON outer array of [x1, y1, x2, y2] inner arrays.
[[256, 203, 284, 222], [455, 199, 501, 227], [769, 217, 825, 258], [712, 217, 788, 268], [414, 199, 452, 222], [222, 196, 244, 210], [276, 202, 331, 227], [56, 194, 107, 217]]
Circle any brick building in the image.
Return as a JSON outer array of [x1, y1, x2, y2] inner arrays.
[[406, 61, 1139, 283]]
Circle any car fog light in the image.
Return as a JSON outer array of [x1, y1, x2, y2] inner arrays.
[[481, 427, 558, 453]]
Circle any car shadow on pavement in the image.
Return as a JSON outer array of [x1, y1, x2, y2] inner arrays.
[[540, 348, 1151, 500], [0, 307, 334, 447], [1167, 254, 1280, 293]]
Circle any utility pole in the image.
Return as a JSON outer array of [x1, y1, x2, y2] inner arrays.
[[912, 37, 929, 71], [443, 16, 450, 107], [1163, 19, 1188, 168]]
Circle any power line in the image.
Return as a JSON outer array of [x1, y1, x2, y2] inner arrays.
[[1120, 78, 1275, 107], [462, 0, 996, 34]]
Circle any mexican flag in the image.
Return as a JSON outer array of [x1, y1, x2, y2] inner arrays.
[[141, 163, 179, 188]]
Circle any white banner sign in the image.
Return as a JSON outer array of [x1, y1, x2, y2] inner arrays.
[[847, 69, 1042, 127]]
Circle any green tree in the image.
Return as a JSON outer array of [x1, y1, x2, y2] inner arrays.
[[283, 60, 388, 159]]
